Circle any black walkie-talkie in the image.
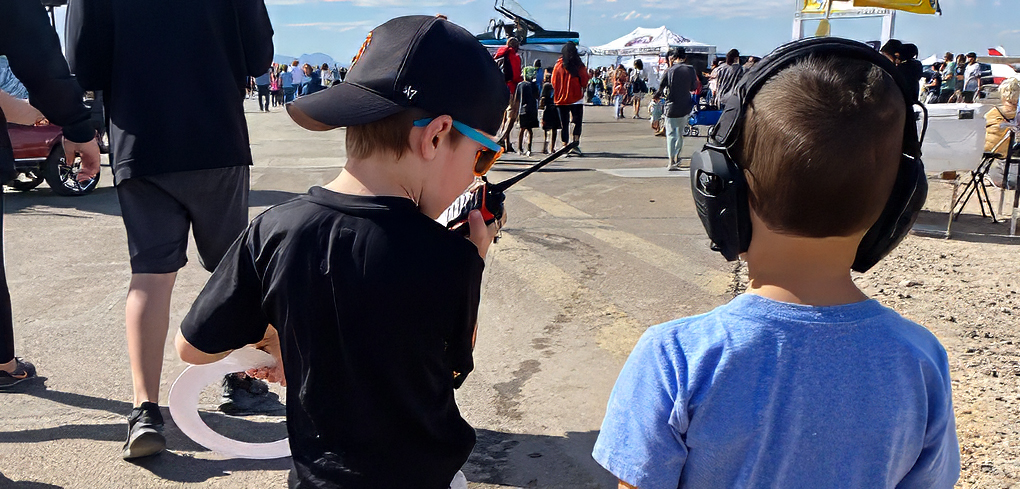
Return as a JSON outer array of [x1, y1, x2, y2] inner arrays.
[[441, 141, 578, 234]]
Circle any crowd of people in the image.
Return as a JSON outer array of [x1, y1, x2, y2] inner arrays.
[[494, 38, 589, 156], [0, 0, 1004, 486], [247, 61, 347, 112]]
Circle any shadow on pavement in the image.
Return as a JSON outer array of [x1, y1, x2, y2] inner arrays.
[[913, 210, 1020, 245], [0, 472, 63, 488], [6, 377, 131, 415], [464, 428, 613, 488], [4, 186, 121, 217], [128, 450, 292, 483], [578, 152, 663, 160]]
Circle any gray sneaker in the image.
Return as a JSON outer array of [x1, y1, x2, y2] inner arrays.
[[123, 402, 165, 460], [0, 358, 36, 390]]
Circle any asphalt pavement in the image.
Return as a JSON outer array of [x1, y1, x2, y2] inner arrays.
[[0, 100, 735, 488]]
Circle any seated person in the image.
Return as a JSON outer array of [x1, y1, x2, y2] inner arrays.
[[985, 77, 1018, 188]]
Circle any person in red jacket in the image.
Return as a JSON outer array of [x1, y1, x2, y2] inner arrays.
[[494, 38, 523, 152], [551, 42, 590, 155]]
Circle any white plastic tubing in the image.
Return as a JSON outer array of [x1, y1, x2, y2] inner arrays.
[[168, 348, 291, 459]]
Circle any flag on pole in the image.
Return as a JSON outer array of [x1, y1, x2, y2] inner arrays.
[[852, 0, 940, 14]]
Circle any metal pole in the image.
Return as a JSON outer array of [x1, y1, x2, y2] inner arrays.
[[568, 0, 572, 31]]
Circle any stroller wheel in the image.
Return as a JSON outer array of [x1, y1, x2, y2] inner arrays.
[[691, 127, 700, 137], [683, 126, 691, 137]]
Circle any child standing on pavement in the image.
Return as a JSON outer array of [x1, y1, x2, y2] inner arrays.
[[516, 72, 539, 156], [593, 40, 960, 489], [540, 72, 560, 154], [175, 16, 507, 488]]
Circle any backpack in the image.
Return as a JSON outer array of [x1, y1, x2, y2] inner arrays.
[[494, 50, 514, 82]]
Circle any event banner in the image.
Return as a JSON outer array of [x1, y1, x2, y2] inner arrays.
[[802, 0, 856, 13], [852, 0, 938, 14]]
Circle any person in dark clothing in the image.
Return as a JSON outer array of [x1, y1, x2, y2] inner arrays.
[[0, 0, 101, 389], [516, 77, 539, 156], [540, 72, 560, 154], [255, 68, 272, 112], [66, 0, 274, 460], [897, 43, 924, 101], [653, 47, 698, 170]]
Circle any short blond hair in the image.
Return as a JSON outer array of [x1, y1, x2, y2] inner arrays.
[[1000, 77, 1020, 106]]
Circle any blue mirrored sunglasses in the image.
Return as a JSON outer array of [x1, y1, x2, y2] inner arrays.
[[413, 118, 503, 175]]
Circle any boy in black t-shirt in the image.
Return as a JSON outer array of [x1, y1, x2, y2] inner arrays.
[[174, 16, 508, 489]]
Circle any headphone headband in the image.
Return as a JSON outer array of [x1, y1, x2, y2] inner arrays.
[[691, 36, 928, 273], [711, 37, 921, 159]]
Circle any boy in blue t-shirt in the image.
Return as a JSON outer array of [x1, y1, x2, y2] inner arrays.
[[592, 49, 960, 488]]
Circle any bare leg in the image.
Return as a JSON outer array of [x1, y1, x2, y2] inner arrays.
[[126, 272, 177, 406], [517, 125, 524, 153]]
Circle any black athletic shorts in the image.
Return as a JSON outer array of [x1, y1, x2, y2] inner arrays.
[[116, 166, 250, 274]]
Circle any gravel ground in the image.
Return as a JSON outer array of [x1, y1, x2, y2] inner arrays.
[[864, 177, 1019, 488]]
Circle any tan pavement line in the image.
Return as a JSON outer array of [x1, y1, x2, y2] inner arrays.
[[493, 233, 648, 358], [514, 189, 731, 296]]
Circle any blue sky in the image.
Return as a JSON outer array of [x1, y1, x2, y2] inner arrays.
[[54, 0, 1019, 65]]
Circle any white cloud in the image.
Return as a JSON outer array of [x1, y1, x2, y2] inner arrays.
[[612, 10, 648, 21], [286, 21, 375, 32], [637, 0, 792, 18]]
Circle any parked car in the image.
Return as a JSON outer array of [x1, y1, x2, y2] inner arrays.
[[5, 122, 99, 196]]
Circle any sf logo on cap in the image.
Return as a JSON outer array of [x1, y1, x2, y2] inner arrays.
[[351, 32, 373, 70]]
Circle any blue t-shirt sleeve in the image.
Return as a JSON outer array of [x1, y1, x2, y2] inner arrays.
[[897, 344, 961, 489], [593, 325, 689, 488]]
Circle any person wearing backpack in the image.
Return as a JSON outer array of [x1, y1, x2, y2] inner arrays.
[[631, 59, 649, 119], [493, 38, 523, 152]]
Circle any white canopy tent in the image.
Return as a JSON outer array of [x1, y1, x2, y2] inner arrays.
[[589, 26, 715, 57], [590, 27, 716, 90]]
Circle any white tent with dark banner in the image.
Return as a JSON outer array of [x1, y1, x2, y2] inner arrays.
[[590, 27, 716, 90], [589, 26, 715, 57]]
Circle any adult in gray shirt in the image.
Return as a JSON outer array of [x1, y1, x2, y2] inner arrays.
[[653, 47, 698, 170], [715, 49, 746, 108]]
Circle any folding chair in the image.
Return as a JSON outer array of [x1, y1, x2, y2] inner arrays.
[[950, 128, 1018, 236]]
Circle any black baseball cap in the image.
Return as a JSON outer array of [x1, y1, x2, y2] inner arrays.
[[287, 16, 509, 135]]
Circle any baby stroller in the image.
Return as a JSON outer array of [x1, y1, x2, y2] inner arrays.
[[684, 95, 722, 137]]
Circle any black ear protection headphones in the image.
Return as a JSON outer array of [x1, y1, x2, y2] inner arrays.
[[689, 37, 929, 273]]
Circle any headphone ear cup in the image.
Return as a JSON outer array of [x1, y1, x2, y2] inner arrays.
[[852, 156, 927, 272], [690, 147, 751, 261]]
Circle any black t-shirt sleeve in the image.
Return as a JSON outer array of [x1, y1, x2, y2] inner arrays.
[[447, 248, 485, 389], [180, 227, 271, 354], [235, 0, 275, 78]]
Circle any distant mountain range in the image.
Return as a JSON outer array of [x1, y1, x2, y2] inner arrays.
[[274, 53, 345, 69]]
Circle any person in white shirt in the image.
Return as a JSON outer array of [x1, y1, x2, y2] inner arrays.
[[290, 60, 305, 97], [961, 52, 982, 103]]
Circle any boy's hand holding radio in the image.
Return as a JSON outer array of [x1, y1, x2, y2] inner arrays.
[[467, 208, 506, 259]]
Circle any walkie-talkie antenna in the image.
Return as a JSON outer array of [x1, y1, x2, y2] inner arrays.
[[490, 141, 578, 193]]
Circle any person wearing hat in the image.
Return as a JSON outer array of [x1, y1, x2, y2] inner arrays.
[[175, 16, 506, 488], [653, 47, 698, 170]]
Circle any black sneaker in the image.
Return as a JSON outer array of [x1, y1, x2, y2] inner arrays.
[[0, 358, 36, 389], [219, 373, 282, 415], [123, 402, 165, 460]]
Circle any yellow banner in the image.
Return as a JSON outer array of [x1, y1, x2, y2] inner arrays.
[[801, 0, 856, 13], [852, 0, 938, 14]]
